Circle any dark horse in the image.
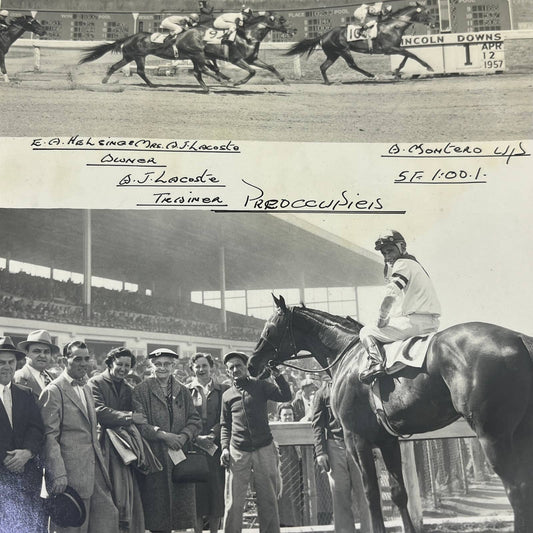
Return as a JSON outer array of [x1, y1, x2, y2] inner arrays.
[[285, 3, 434, 84], [200, 13, 296, 86], [79, 13, 295, 92], [0, 15, 46, 83], [249, 295, 533, 533]]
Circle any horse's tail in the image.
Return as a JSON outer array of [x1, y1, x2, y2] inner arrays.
[[284, 35, 322, 59], [78, 36, 130, 64]]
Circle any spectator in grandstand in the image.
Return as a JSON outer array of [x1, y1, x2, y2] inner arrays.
[[14, 329, 60, 399], [0, 337, 46, 532], [311, 378, 370, 533], [276, 403, 303, 527], [39, 340, 119, 533], [132, 348, 202, 533], [220, 351, 292, 533], [291, 378, 318, 422], [88, 347, 146, 533], [187, 353, 229, 533], [198, 0, 214, 23]]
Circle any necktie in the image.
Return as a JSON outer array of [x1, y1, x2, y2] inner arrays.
[[3, 387, 12, 427], [41, 371, 52, 386]]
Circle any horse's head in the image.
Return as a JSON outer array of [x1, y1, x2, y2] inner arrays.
[[249, 294, 299, 377], [412, 3, 437, 28], [246, 12, 297, 38], [12, 15, 46, 36]]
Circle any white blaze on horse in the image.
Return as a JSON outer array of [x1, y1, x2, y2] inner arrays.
[[249, 295, 533, 533]]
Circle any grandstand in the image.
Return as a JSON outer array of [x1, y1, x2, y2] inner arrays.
[[0, 209, 382, 364]]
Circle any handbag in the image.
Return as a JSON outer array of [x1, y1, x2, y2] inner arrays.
[[172, 448, 209, 484]]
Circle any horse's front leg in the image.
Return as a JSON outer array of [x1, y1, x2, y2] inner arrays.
[[345, 431, 386, 533], [378, 437, 418, 533], [230, 58, 256, 86], [390, 47, 434, 75], [247, 57, 287, 84], [0, 54, 9, 83], [206, 59, 231, 82]]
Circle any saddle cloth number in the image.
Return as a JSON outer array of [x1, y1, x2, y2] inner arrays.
[[203, 28, 227, 43], [346, 24, 363, 42]]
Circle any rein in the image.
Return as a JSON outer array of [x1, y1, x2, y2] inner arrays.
[[260, 307, 360, 374]]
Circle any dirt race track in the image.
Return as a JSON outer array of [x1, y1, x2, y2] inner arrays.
[[1, 47, 532, 141]]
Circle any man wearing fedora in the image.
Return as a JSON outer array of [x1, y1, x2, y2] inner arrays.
[[220, 351, 292, 533], [0, 336, 46, 532], [15, 329, 60, 399], [39, 340, 118, 533]]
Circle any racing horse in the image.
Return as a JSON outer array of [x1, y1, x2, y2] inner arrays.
[[0, 15, 46, 82], [285, 3, 435, 84], [200, 12, 297, 86], [78, 13, 295, 92], [249, 295, 533, 533]]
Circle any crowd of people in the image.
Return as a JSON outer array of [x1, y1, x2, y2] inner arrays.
[[0, 268, 263, 342], [0, 327, 343, 533]]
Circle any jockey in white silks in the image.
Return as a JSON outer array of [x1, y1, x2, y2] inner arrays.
[[159, 14, 199, 57], [0, 10, 9, 31], [352, 2, 392, 46], [213, 7, 253, 43]]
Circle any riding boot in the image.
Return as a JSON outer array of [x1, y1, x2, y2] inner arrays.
[[359, 336, 386, 384]]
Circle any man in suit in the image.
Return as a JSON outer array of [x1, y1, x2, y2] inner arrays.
[[15, 329, 59, 398], [0, 336, 46, 532], [39, 340, 118, 533]]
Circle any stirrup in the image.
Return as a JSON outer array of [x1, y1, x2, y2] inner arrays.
[[359, 364, 385, 384]]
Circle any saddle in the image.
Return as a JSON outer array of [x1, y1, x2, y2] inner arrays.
[[150, 32, 167, 44], [381, 333, 435, 375]]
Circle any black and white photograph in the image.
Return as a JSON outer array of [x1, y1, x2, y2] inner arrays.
[[0, 0, 532, 531]]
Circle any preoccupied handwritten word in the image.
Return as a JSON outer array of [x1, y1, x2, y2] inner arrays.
[[30, 136, 240, 153], [395, 167, 486, 183], [118, 169, 221, 186], [242, 179, 385, 212], [384, 141, 529, 164]]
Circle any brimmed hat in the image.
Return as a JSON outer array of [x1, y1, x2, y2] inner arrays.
[[0, 336, 26, 360], [300, 378, 317, 389], [148, 348, 179, 359], [45, 486, 86, 528], [18, 330, 60, 355], [223, 351, 248, 365]]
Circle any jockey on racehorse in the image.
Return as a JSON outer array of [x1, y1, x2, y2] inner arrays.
[[160, 13, 200, 57], [213, 6, 254, 44], [352, 2, 392, 50], [0, 10, 9, 32], [358, 230, 441, 384]]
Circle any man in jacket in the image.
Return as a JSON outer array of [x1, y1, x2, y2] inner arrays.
[[15, 329, 59, 399], [0, 336, 45, 532], [220, 351, 292, 533], [39, 340, 118, 533]]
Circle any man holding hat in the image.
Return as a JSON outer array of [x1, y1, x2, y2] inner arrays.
[[15, 329, 59, 399], [220, 351, 292, 533], [39, 340, 118, 533], [0, 336, 46, 532]]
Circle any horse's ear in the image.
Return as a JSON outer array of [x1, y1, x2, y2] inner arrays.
[[272, 294, 287, 311], [300, 301, 306, 308]]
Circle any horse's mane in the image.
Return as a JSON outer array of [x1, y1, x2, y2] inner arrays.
[[295, 305, 364, 334], [10, 15, 32, 25]]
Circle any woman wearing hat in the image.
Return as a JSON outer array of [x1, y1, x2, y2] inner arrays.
[[132, 348, 202, 533], [88, 347, 146, 533]]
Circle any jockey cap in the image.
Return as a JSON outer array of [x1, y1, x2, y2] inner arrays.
[[189, 13, 200, 22], [0, 10, 8, 17], [241, 7, 253, 16], [374, 230, 406, 252]]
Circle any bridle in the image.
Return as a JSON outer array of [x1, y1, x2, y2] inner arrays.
[[258, 306, 360, 374]]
